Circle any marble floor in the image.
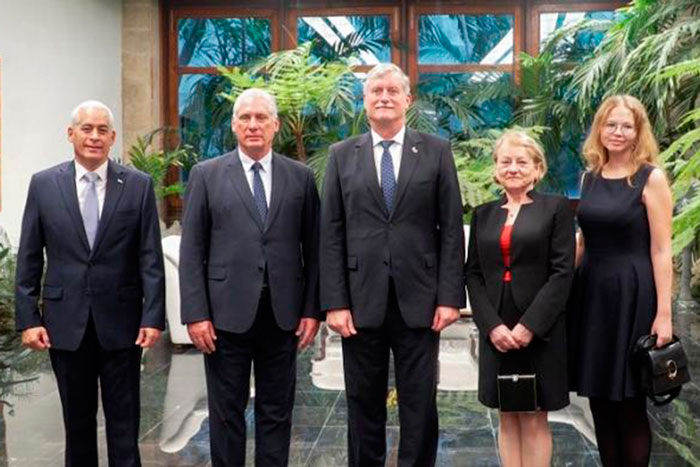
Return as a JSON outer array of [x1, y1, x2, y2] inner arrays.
[[2, 310, 700, 467]]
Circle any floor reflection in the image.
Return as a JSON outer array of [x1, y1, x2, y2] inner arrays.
[[2, 313, 699, 466]]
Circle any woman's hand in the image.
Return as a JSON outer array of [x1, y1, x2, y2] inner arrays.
[[489, 324, 521, 353], [651, 313, 673, 348], [511, 324, 534, 347]]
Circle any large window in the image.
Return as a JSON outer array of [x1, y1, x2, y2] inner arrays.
[[168, 9, 278, 160], [162, 1, 625, 214], [409, 6, 521, 136]]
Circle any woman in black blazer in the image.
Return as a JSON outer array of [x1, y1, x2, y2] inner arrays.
[[465, 130, 575, 467]]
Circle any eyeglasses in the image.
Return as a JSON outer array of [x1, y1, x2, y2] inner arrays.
[[603, 122, 636, 135]]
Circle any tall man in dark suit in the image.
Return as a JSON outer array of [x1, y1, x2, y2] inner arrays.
[[179, 88, 321, 467], [320, 63, 466, 466], [15, 100, 165, 467]]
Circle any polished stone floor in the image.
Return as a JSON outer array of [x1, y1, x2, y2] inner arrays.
[[2, 310, 700, 466]]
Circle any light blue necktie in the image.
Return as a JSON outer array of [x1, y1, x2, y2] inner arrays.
[[81, 172, 100, 249], [380, 140, 396, 212], [252, 162, 268, 223]]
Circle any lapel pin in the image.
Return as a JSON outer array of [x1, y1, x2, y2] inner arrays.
[[411, 146, 418, 154], [117, 178, 124, 184]]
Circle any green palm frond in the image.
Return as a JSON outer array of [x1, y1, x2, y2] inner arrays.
[[218, 42, 357, 162], [127, 128, 197, 200]]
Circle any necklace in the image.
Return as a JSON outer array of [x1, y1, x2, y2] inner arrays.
[[505, 204, 520, 222]]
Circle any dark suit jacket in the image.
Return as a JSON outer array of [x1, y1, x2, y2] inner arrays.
[[15, 160, 165, 351], [179, 150, 321, 333], [465, 191, 575, 339], [320, 128, 466, 328]]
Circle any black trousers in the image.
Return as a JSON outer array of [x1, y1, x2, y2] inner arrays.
[[342, 281, 440, 467], [49, 314, 143, 467], [204, 289, 298, 467]]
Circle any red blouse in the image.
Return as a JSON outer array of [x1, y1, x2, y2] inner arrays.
[[500, 224, 513, 282]]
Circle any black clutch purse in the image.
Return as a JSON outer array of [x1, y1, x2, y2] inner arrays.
[[497, 372, 537, 412], [633, 334, 691, 406]]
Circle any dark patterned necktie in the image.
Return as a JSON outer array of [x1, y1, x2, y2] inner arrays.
[[81, 172, 100, 249], [380, 140, 396, 212], [252, 162, 268, 223]]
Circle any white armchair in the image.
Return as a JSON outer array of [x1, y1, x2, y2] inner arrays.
[[161, 235, 192, 344]]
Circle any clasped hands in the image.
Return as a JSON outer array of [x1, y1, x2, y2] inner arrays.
[[327, 305, 460, 338], [489, 323, 533, 353]]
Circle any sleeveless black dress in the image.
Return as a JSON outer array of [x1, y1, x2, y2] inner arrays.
[[569, 165, 657, 400]]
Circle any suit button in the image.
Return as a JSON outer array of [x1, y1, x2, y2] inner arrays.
[[84, 289, 91, 296], [383, 260, 389, 266], [258, 265, 264, 271]]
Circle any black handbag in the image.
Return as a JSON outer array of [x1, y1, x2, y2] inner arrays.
[[497, 372, 538, 412], [633, 334, 691, 406], [497, 350, 538, 412]]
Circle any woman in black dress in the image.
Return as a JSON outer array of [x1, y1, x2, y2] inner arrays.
[[466, 130, 575, 467], [569, 95, 673, 466]]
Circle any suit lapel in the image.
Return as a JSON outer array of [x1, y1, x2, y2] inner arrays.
[[356, 133, 389, 217], [90, 160, 125, 258], [265, 153, 287, 232], [390, 129, 422, 220], [227, 151, 264, 231], [56, 161, 91, 253]]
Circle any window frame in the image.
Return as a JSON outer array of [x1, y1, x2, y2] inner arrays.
[[287, 6, 401, 73], [527, 2, 625, 55], [166, 7, 279, 131], [408, 4, 524, 88]]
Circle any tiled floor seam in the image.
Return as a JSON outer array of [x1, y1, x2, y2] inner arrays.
[[303, 390, 343, 466]]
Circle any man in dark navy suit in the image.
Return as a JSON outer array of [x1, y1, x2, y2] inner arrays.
[[179, 88, 321, 467], [320, 64, 466, 467], [15, 100, 165, 467]]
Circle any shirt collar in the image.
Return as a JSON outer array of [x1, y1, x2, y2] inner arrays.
[[75, 158, 108, 181], [371, 126, 406, 148], [238, 149, 272, 173]]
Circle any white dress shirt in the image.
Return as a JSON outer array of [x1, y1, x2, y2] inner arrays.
[[239, 150, 272, 208], [371, 126, 405, 186], [75, 159, 108, 218]]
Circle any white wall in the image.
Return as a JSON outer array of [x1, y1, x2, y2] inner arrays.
[[0, 0, 123, 246]]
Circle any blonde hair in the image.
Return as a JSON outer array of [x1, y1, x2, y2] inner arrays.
[[492, 129, 548, 184], [582, 95, 660, 181]]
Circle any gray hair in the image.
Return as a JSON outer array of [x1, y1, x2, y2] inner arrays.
[[71, 100, 115, 128], [233, 88, 278, 119], [363, 63, 411, 96]]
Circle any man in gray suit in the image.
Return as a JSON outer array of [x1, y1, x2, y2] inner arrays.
[[179, 88, 321, 467], [320, 64, 466, 466], [15, 100, 165, 467]]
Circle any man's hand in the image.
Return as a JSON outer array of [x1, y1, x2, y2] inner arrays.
[[135, 327, 162, 348], [488, 324, 520, 353], [511, 324, 534, 348], [431, 306, 460, 332], [21, 326, 51, 351], [296, 318, 320, 349], [326, 309, 357, 338], [187, 320, 217, 354]]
